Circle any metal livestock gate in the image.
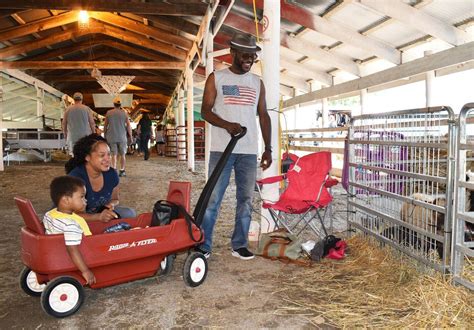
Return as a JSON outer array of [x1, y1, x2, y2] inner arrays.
[[452, 103, 474, 289], [347, 107, 456, 273]]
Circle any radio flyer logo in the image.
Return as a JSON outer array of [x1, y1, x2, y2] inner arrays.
[[108, 238, 157, 251]]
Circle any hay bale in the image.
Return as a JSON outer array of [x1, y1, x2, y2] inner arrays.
[[51, 150, 71, 162]]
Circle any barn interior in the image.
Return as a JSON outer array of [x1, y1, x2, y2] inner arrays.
[[0, 0, 473, 327]]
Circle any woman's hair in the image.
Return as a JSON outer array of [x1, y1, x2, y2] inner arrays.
[[65, 134, 108, 173], [50, 176, 85, 206]]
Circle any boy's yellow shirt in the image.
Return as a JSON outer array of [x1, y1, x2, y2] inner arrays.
[[49, 208, 92, 236]]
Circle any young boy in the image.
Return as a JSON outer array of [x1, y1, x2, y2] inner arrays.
[[43, 176, 96, 285]]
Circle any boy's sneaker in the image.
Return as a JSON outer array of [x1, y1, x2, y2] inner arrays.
[[195, 247, 211, 259], [119, 170, 126, 177], [231, 247, 255, 260]]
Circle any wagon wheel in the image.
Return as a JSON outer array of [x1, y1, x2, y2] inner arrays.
[[157, 254, 175, 276], [183, 252, 208, 287], [19, 267, 46, 297], [40, 276, 84, 318]]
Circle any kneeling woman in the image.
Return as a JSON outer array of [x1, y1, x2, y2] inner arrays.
[[65, 134, 136, 222]]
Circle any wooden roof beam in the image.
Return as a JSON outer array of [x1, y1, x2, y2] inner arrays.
[[141, 15, 199, 39], [96, 21, 187, 60], [0, 61, 185, 70], [0, 11, 78, 41], [0, 1, 208, 16], [357, 0, 471, 46], [37, 75, 177, 83], [88, 12, 192, 49], [24, 38, 108, 61], [134, 98, 170, 105], [0, 25, 104, 58], [99, 39, 171, 61], [0, 20, 187, 60]]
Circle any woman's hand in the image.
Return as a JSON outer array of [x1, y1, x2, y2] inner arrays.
[[98, 208, 118, 222]]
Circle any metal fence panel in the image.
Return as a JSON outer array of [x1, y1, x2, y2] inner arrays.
[[347, 107, 456, 273], [452, 103, 474, 289]]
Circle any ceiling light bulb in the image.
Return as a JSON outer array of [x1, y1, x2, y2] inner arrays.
[[78, 11, 89, 24]]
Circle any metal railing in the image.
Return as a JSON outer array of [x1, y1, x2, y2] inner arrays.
[[452, 103, 474, 290], [346, 106, 456, 273]]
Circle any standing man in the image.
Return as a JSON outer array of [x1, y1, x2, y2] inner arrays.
[[62, 92, 95, 154], [198, 33, 272, 260], [137, 112, 153, 160], [104, 96, 132, 177]]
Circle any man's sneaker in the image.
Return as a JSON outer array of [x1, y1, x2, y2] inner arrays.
[[231, 247, 255, 260], [195, 247, 211, 259], [119, 170, 126, 177]]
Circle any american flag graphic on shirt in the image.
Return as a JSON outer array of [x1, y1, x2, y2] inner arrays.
[[222, 85, 256, 106]]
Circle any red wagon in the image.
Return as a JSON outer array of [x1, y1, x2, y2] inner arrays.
[[17, 129, 246, 318], [16, 180, 207, 317]]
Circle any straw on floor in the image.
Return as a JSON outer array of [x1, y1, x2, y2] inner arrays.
[[274, 236, 473, 328]]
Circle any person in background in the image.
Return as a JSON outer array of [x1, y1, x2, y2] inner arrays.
[[137, 112, 153, 160], [62, 92, 96, 155], [65, 134, 136, 221], [104, 96, 132, 177], [43, 175, 96, 285], [155, 124, 166, 156], [198, 32, 272, 260]]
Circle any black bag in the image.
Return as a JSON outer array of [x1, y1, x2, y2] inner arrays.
[[310, 235, 342, 261], [151, 200, 203, 242], [151, 200, 179, 226]]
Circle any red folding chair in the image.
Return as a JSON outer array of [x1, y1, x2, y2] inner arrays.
[[257, 151, 338, 238]]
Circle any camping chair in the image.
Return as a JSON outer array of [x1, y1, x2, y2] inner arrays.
[[257, 151, 338, 239]]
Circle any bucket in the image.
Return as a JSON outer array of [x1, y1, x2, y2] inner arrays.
[[248, 220, 260, 241]]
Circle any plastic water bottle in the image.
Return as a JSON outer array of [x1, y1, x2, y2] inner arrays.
[[248, 221, 260, 242], [104, 222, 131, 233]]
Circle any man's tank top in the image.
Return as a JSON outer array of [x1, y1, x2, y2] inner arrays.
[[66, 104, 93, 144], [105, 108, 128, 143], [211, 68, 261, 154]]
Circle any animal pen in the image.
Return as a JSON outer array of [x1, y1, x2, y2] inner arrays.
[[345, 105, 473, 290]]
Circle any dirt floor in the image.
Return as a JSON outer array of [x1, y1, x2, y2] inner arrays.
[[1, 152, 471, 328], [0, 152, 349, 328]]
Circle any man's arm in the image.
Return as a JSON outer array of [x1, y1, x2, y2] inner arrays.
[[103, 115, 109, 135], [66, 245, 96, 285], [62, 110, 68, 139], [126, 116, 132, 138], [87, 108, 96, 134], [201, 73, 242, 135], [257, 80, 272, 170]]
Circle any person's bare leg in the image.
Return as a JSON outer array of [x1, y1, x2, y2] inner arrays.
[[111, 154, 117, 169], [120, 153, 126, 171]]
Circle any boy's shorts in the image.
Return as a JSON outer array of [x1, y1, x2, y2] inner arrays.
[[109, 142, 127, 155]]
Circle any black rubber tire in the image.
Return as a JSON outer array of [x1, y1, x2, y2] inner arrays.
[[19, 267, 46, 297], [157, 254, 175, 276], [183, 251, 208, 287], [40, 276, 84, 318]]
